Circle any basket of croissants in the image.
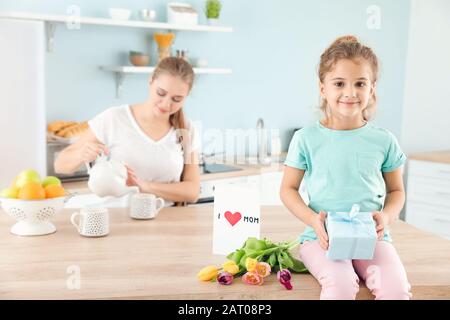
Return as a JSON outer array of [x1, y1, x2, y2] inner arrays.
[[47, 120, 89, 143]]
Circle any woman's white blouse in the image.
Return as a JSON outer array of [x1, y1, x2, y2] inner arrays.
[[88, 105, 200, 203]]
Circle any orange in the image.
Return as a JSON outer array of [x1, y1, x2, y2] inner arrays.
[[11, 176, 18, 188], [44, 184, 66, 198], [17, 182, 46, 200]]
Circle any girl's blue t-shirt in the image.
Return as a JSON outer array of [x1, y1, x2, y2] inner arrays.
[[284, 121, 406, 243]]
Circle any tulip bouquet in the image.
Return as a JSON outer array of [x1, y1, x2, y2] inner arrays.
[[197, 237, 308, 290]]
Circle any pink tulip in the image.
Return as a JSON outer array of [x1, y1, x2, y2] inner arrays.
[[255, 262, 271, 278], [217, 272, 233, 285], [277, 269, 293, 290], [242, 272, 264, 285]]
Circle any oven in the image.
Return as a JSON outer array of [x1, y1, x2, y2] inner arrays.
[[46, 141, 89, 182]]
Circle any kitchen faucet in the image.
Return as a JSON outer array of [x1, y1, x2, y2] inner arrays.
[[256, 118, 269, 164], [199, 151, 225, 166]]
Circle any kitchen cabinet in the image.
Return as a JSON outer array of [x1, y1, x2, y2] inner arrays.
[[259, 171, 309, 206], [198, 175, 249, 203], [405, 152, 450, 239], [260, 172, 282, 205], [198, 170, 310, 206]]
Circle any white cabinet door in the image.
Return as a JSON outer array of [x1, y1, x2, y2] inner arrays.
[[199, 176, 248, 201], [245, 174, 261, 189], [405, 160, 450, 239], [259, 171, 310, 206], [260, 171, 283, 205], [200, 171, 310, 206], [405, 201, 450, 239], [409, 160, 450, 180]]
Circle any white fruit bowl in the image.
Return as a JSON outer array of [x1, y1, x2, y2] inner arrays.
[[0, 194, 73, 236]]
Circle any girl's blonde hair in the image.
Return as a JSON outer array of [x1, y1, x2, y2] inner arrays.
[[151, 57, 195, 156], [318, 35, 379, 121]]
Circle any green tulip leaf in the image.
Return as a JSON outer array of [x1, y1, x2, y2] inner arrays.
[[280, 251, 294, 269], [268, 253, 277, 267], [263, 238, 277, 249], [291, 258, 308, 273], [239, 254, 248, 269], [226, 251, 236, 261], [286, 253, 309, 273], [244, 249, 263, 259], [243, 237, 267, 251], [227, 249, 245, 264], [276, 252, 283, 267]]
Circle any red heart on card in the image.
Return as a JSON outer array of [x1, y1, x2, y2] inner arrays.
[[224, 211, 242, 227]]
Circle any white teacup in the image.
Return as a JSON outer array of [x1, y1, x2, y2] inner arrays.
[[129, 193, 164, 220], [71, 206, 109, 237]]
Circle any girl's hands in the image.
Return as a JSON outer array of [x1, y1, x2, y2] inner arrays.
[[312, 211, 329, 251], [80, 142, 108, 164], [125, 165, 147, 192], [372, 211, 389, 240], [310, 210, 387, 251]]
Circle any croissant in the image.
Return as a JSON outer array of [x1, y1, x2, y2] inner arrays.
[[58, 122, 89, 138], [47, 120, 77, 134]]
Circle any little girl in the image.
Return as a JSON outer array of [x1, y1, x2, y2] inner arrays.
[[280, 36, 412, 300]]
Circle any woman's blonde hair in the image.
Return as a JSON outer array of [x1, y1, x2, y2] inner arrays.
[[151, 57, 195, 156], [318, 35, 379, 121]]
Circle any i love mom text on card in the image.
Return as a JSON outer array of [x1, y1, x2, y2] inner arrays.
[[218, 211, 259, 227]]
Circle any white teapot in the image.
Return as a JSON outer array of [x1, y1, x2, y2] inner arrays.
[[85, 155, 139, 198]]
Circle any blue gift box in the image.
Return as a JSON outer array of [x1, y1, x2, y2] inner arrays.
[[325, 205, 377, 260]]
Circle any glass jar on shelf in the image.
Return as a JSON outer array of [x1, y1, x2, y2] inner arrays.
[[158, 46, 171, 61], [154, 33, 175, 63]]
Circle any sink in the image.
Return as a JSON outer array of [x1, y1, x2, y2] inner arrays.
[[200, 163, 242, 174]]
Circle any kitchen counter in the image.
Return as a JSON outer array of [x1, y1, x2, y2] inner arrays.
[[0, 205, 449, 299], [62, 160, 285, 195], [409, 150, 450, 164]]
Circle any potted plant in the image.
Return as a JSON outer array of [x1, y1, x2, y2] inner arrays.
[[205, 0, 222, 25]]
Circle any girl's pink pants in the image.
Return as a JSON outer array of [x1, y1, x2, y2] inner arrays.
[[299, 240, 412, 300]]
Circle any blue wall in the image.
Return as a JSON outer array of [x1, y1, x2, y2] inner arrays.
[[1, 0, 411, 152]]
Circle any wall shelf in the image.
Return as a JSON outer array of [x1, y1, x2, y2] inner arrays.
[[0, 11, 233, 52], [0, 11, 233, 98], [100, 66, 232, 98]]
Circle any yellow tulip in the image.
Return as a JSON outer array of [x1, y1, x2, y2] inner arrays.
[[245, 257, 258, 272], [197, 265, 219, 281], [222, 260, 239, 275]]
